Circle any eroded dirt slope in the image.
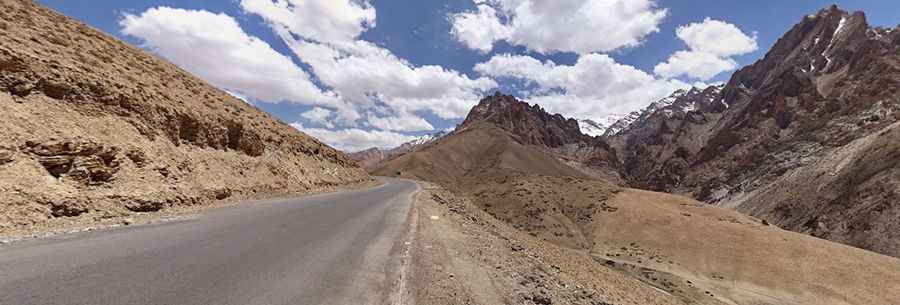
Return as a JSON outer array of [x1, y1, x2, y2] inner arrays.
[[0, 0, 369, 235]]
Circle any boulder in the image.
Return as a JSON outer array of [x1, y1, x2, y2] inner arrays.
[[0, 146, 14, 164], [49, 199, 89, 217]]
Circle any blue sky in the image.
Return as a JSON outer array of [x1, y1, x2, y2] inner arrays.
[[38, 0, 900, 151]]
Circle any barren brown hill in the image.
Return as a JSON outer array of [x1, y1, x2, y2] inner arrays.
[[373, 122, 592, 185], [588, 189, 900, 305], [348, 147, 386, 170], [0, 0, 369, 235], [460, 93, 621, 180], [373, 121, 611, 249], [610, 5, 900, 257]]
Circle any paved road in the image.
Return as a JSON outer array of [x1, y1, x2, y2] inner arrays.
[[0, 178, 419, 305]]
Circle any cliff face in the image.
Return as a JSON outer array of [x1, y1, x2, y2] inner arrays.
[[0, 0, 369, 233], [613, 6, 900, 257], [607, 85, 725, 191]]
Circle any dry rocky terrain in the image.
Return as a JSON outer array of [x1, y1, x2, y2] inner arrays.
[[609, 6, 900, 258], [7, 1, 900, 304], [377, 93, 900, 304], [0, 0, 369, 237], [406, 181, 900, 305]]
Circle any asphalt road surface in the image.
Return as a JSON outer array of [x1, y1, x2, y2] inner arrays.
[[0, 178, 419, 305]]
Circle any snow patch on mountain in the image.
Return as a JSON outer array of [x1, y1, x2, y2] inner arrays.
[[579, 116, 622, 137], [602, 84, 725, 137]]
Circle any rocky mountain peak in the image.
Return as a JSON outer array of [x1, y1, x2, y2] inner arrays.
[[603, 84, 724, 138], [460, 92, 586, 148], [458, 92, 619, 177], [728, 6, 884, 94]]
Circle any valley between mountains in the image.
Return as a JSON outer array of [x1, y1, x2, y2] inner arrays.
[[2, 1, 900, 305], [357, 5, 900, 305]]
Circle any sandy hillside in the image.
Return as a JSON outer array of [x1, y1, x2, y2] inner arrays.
[[373, 123, 592, 185], [0, 0, 369, 236], [591, 189, 900, 305]]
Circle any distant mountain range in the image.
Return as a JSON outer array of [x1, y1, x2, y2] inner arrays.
[[349, 130, 450, 170]]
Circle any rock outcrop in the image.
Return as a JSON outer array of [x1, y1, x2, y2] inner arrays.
[[0, 0, 369, 233]]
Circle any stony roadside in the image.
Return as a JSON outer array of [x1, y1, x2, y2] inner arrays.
[[0, 180, 381, 245], [407, 182, 700, 305]]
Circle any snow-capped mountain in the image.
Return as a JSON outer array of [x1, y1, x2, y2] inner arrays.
[[387, 130, 450, 151], [403, 130, 448, 147], [578, 116, 622, 137], [349, 129, 451, 169], [578, 87, 716, 139], [603, 85, 724, 137], [601, 112, 640, 138]]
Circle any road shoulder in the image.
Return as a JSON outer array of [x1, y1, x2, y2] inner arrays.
[[0, 179, 383, 245]]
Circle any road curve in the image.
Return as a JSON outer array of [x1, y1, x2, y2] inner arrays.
[[0, 177, 419, 305]]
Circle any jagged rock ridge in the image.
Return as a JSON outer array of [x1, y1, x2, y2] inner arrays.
[[604, 85, 725, 138], [612, 5, 900, 257], [578, 116, 621, 137]]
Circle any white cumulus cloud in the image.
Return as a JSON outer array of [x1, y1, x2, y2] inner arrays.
[[300, 107, 337, 128], [240, 0, 375, 45], [120, 7, 343, 109], [242, 0, 497, 130], [450, 4, 511, 53], [451, 0, 667, 54], [655, 18, 758, 80], [291, 123, 417, 153], [367, 112, 434, 132]]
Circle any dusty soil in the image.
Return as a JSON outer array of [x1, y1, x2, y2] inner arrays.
[[409, 182, 698, 305], [0, 0, 369, 236]]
